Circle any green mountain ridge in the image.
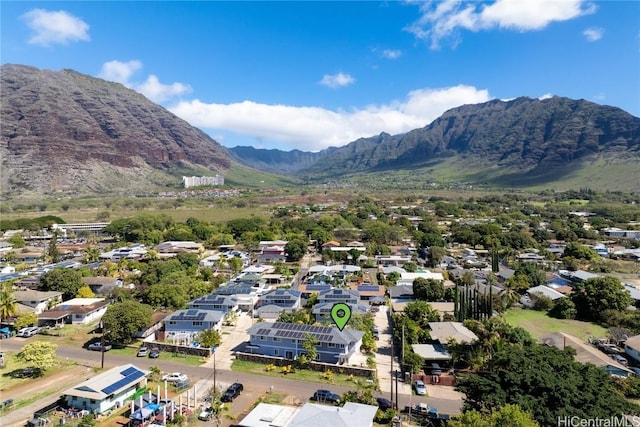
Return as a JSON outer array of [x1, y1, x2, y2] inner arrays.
[[232, 96, 640, 191]]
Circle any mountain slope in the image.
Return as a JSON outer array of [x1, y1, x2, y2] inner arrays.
[[228, 146, 334, 174], [1, 64, 233, 197], [302, 97, 640, 181]]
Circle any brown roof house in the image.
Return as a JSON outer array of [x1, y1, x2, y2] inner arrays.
[[40, 298, 108, 327]]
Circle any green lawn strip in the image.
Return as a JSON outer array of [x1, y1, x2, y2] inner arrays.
[[108, 347, 206, 366], [231, 359, 366, 388], [0, 352, 77, 392], [503, 308, 607, 341]]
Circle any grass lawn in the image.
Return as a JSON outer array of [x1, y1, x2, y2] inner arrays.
[[504, 307, 607, 340], [108, 346, 206, 366], [0, 351, 77, 392], [231, 359, 372, 388]]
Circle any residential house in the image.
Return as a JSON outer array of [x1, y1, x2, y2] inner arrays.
[[164, 309, 224, 343], [155, 241, 203, 256], [247, 321, 364, 364], [297, 283, 331, 299], [258, 240, 288, 264], [520, 285, 566, 308], [81, 277, 122, 295], [256, 289, 302, 320], [542, 332, 632, 378], [389, 284, 414, 301], [288, 402, 378, 427], [12, 290, 62, 314], [411, 343, 451, 364], [560, 270, 600, 283], [624, 335, 640, 364], [259, 289, 302, 312], [313, 302, 368, 323], [188, 294, 239, 313], [237, 402, 378, 427], [100, 244, 147, 261], [39, 298, 108, 326], [317, 288, 360, 306], [63, 364, 149, 413], [374, 255, 412, 267], [428, 322, 478, 345], [396, 271, 444, 287], [349, 284, 385, 304], [0, 264, 16, 274], [602, 228, 640, 240]]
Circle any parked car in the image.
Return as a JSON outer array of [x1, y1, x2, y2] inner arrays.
[[372, 327, 380, 340], [403, 403, 438, 418], [16, 367, 42, 378], [198, 406, 214, 421], [610, 354, 629, 366], [221, 383, 244, 402], [312, 389, 340, 404], [149, 347, 161, 358], [430, 363, 443, 376], [414, 380, 427, 395], [376, 397, 396, 411], [162, 373, 188, 383], [137, 347, 149, 357], [17, 327, 39, 338], [87, 342, 112, 352]]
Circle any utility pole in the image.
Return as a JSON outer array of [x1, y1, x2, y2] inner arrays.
[[100, 321, 105, 369], [402, 324, 405, 371], [395, 369, 398, 411]]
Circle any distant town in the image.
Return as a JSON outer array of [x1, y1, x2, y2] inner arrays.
[[1, 191, 640, 426]]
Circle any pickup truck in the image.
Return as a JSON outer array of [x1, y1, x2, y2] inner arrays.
[[403, 403, 438, 418]]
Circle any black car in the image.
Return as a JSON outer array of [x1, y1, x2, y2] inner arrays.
[[221, 383, 244, 402], [149, 347, 160, 358], [312, 389, 340, 404], [376, 397, 396, 411], [16, 367, 42, 378]]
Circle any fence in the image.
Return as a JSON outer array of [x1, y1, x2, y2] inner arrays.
[[235, 352, 376, 377], [145, 342, 212, 357]]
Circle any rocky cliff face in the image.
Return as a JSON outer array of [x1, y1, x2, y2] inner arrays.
[[302, 96, 640, 178], [1, 64, 232, 197]]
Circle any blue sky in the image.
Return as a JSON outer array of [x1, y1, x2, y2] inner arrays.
[[2, 1, 639, 152]]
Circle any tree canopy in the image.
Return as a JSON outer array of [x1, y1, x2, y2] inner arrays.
[[571, 276, 633, 322], [39, 268, 86, 301], [17, 341, 58, 369], [455, 343, 640, 426], [102, 300, 153, 345]]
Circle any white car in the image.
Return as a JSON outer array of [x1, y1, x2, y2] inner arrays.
[[414, 380, 427, 395], [161, 372, 188, 383]]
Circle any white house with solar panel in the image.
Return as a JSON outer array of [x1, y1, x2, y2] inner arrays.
[[63, 364, 148, 413], [247, 322, 364, 364]]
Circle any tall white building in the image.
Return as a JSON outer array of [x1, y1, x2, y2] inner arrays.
[[182, 175, 224, 188]]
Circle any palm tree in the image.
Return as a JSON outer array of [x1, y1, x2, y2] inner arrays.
[[0, 284, 18, 322]]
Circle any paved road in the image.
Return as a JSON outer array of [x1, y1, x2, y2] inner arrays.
[[0, 337, 463, 426]]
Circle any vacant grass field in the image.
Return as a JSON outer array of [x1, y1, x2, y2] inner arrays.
[[0, 351, 77, 392], [503, 308, 608, 341], [231, 359, 371, 388], [108, 346, 206, 366]]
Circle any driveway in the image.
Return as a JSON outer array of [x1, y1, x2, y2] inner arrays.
[[202, 311, 252, 371], [372, 306, 412, 396]]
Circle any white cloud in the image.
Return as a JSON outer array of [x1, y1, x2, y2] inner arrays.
[[538, 93, 554, 100], [98, 60, 192, 103], [583, 26, 603, 41], [406, 0, 596, 49], [319, 72, 355, 88], [22, 9, 90, 46], [99, 60, 142, 83], [382, 49, 403, 59], [168, 84, 491, 151]]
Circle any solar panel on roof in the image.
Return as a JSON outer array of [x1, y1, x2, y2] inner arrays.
[[120, 367, 138, 376], [358, 285, 380, 291], [186, 309, 198, 316], [102, 370, 144, 394]]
